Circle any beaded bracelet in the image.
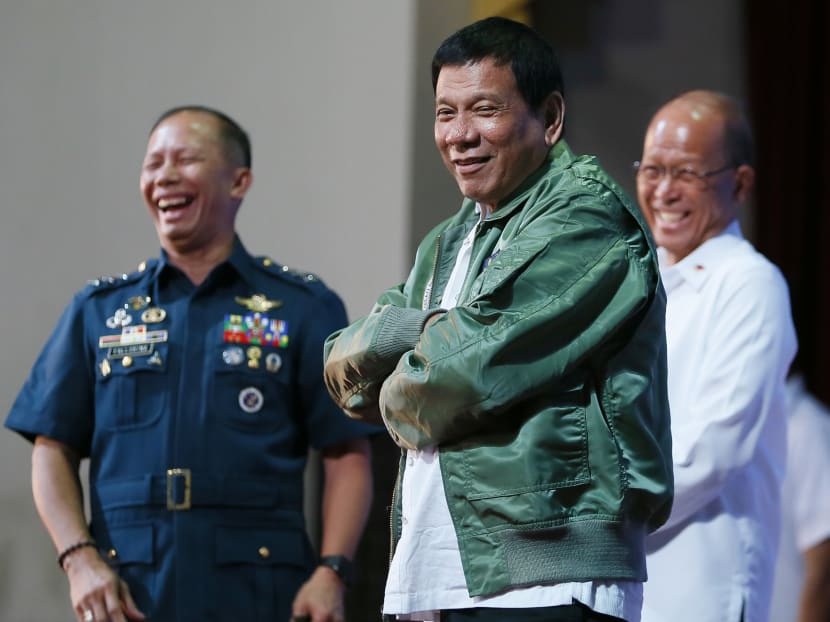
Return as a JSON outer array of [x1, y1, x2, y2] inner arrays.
[[57, 539, 97, 570]]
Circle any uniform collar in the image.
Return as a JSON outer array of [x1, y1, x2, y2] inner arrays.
[[152, 235, 259, 290], [658, 220, 743, 293]]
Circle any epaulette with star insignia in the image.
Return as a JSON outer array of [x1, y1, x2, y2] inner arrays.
[[83, 259, 157, 293], [254, 256, 327, 287]]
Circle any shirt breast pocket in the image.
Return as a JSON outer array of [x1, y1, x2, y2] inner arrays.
[[95, 351, 168, 430], [210, 345, 293, 433]]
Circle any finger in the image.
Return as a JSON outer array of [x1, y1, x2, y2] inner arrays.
[[118, 580, 146, 620], [104, 586, 128, 622], [90, 601, 109, 622]]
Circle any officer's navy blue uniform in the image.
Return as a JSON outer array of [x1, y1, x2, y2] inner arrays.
[[5, 237, 375, 621]]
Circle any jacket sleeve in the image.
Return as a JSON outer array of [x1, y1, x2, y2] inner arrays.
[[379, 196, 658, 449], [323, 279, 443, 425]]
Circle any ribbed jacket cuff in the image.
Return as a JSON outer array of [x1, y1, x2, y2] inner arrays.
[[374, 306, 442, 360]]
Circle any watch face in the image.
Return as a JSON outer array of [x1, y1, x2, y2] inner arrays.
[[320, 555, 353, 585]]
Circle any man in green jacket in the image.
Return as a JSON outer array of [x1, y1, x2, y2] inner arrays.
[[324, 17, 673, 622]]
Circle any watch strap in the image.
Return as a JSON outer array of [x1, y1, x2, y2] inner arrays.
[[319, 554, 354, 587]]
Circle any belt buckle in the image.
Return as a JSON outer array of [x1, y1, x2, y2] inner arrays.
[[166, 468, 191, 510]]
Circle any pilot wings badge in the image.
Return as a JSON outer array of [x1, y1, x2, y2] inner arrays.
[[234, 294, 282, 313]]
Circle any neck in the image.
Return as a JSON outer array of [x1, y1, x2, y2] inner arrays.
[[163, 237, 235, 286]]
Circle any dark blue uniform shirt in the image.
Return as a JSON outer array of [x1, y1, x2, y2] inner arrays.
[[5, 237, 376, 621]]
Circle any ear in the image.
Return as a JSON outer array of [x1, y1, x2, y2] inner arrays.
[[733, 164, 755, 203], [542, 91, 565, 146], [230, 168, 253, 200]]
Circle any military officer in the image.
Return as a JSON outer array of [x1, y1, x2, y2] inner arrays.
[[5, 106, 375, 622]]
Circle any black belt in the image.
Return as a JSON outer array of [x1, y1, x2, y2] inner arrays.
[[94, 469, 303, 512]]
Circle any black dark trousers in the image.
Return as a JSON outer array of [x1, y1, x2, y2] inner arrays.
[[439, 602, 626, 621]]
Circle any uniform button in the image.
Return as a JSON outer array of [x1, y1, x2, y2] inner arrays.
[[107, 548, 118, 560], [258, 546, 270, 559], [122, 356, 133, 368]]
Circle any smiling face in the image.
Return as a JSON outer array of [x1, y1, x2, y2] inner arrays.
[[434, 58, 561, 213], [637, 98, 752, 265], [140, 110, 251, 257]]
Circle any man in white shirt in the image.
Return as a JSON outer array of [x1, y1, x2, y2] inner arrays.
[[769, 373, 830, 622], [635, 90, 797, 622]]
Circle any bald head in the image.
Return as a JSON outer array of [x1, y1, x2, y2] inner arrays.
[[650, 90, 754, 168], [636, 90, 757, 265]]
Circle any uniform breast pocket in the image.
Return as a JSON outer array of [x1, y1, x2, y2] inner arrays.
[[210, 345, 292, 433], [95, 352, 168, 430]]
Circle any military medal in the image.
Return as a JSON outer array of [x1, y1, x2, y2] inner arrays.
[[105, 307, 132, 329], [247, 346, 262, 368], [235, 293, 282, 313], [126, 296, 151, 311], [265, 352, 282, 373], [222, 346, 245, 366], [148, 351, 163, 366], [238, 386, 264, 413], [99, 358, 111, 377], [223, 313, 289, 348], [141, 307, 167, 324]]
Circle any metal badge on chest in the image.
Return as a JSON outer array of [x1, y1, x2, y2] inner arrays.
[[224, 293, 289, 414]]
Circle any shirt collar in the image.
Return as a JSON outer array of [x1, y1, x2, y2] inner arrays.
[[151, 235, 258, 289], [658, 220, 743, 292]]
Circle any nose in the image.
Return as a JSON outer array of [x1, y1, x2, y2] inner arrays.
[[444, 113, 477, 146], [651, 173, 679, 201], [156, 160, 181, 185]]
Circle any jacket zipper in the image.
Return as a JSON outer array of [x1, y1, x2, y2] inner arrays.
[[423, 234, 441, 310]]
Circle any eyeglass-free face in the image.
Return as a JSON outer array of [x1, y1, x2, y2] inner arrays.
[[636, 106, 744, 266]]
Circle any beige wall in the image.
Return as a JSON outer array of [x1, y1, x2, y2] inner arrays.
[[0, 1, 747, 619], [0, 2, 414, 620]]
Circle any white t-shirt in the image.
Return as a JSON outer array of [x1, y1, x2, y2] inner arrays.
[[642, 222, 797, 622], [384, 207, 641, 622]]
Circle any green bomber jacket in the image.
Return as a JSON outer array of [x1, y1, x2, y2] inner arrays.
[[324, 140, 674, 597]]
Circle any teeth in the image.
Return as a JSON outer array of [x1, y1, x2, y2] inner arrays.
[[657, 211, 684, 223], [158, 197, 188, 209]]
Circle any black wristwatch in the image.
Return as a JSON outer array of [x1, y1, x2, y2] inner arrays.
[[319, 555, 354, 587]]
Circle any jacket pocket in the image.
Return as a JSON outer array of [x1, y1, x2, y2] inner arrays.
[[455, 402, 591, 527], [99, 523, 155, 613], [214, 525, 312, 621], [95, 354, 167, 430]]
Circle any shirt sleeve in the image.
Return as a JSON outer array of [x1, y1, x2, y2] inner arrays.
[[4, 291, 95, 455]]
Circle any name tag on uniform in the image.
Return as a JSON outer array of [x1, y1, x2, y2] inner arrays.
[[98, 325, 168, 358]]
